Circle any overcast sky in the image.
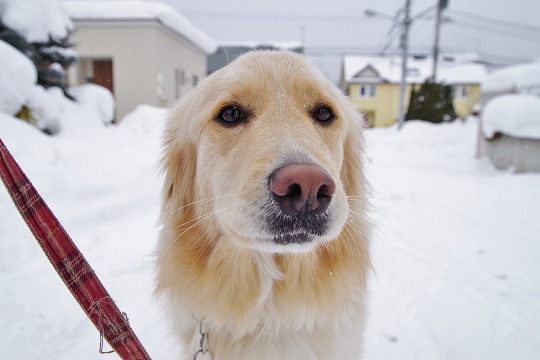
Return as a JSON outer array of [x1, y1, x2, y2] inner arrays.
[[66, 0, 540, 67], [156, 0, 540, 66]]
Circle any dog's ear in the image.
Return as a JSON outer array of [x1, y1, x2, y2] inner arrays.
[[341, 109, 368, 198], [160, 136, 197, 221], [160, 101, 201, 222], [159, 72, 219, 222]]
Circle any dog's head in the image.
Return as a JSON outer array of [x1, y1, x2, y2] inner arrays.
[[161, 51, 366, 254]]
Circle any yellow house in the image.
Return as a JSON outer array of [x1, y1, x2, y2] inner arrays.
[[342, 55, 486, 127]]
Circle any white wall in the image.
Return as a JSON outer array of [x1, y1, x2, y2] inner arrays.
[[68, 20, 207, 120]]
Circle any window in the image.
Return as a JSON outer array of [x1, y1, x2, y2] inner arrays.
[[454, 85, 469, 99], [175, 68, 185, 99], [359, 84, 377, 98]]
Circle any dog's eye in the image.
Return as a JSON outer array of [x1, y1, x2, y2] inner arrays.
[[218, 106, 244, 124], [313, 106, 335, 123]]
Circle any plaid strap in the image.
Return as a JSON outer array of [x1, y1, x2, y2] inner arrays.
[[0, 139, 151, 360]]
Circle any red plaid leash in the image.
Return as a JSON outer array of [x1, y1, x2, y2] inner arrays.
[[0, 139, 151, 360]]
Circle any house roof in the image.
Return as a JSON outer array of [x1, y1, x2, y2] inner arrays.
[[481, 58, 540, 93], [61, 1, 217, 54], [344, 54, 487, 85]]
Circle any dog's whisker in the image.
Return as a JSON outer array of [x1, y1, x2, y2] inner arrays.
[[342, 223, 361, 265], [163, 206, 233, 254], [345, 213, 370, 252], [349, 210, 395, 256], [163, 194, 237, 218], [169, 204, 234, 231]]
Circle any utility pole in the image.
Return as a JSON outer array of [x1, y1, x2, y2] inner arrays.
[[432, 0, 448, 81], [397, 0, 412, 130]]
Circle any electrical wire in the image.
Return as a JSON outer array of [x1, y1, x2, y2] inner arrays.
[[180, 9, 365, 22], [447, 18, 540, 42], [447, 9, 540, 33]]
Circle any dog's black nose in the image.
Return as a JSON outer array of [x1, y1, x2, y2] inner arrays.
[[269, 164, 335, 218]]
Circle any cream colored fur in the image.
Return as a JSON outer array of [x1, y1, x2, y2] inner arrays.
[[157, 51, 370, 360]]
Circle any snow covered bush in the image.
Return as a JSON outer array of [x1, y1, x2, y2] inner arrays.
[[26, 85, 69, 134], [0, 39, 36, 114], [0, 0, 77, 95], [0, 0, 81, 134]]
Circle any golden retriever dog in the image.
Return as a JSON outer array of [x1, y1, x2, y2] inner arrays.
[[157, 51, 370, 360]]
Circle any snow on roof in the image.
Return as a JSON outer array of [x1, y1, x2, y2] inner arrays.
[[61, 1, 216, 54], [343, 54, 487, 85], [0, 0, 74, 43], [482, 94, 540, 140], [482, 59, 540, 94]]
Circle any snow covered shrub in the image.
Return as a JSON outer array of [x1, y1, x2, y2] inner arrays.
[[26, 85, 68, 134], [0, 39, 36, 114], [0, 0, 78, 134], [0, 0, 77, 97]]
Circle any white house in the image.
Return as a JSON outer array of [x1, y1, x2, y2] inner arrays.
[[62, 1, 216, 121]]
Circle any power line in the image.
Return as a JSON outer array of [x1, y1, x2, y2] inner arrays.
[[305, 46, 532, 65], [447, 18, 540, 42], [447, 9, 540, 33], [378, 9, 403, 55], [181, 9, 365, 22]]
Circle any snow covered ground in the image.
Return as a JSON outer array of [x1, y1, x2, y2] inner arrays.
[[1, 105, 539, 359]]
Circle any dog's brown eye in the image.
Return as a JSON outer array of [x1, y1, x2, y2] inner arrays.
[[218, 106, 244, 124], [313, 106, 334, 123]]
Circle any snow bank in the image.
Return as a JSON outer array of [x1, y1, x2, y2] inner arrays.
[[0, 0, 73, 43], [482, 94, 540, 139], [69, 84, 115, 125], [62, 0, 216, 54], [0, 40, 37, 115], [118, 104, 169, 137], [482, 60, 540, 95]]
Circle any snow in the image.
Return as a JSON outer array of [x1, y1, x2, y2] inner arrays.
[[0, 40, 37, 115], [0, 0, 73, 43], [26, 85, 68, 134], [482, 60, 540, 95], [217, 40, 303, 50], [69, 84, 116, 126], [482, 94, 540, 140], [363, 120, 540, 360], [344, 54, 487, 85], [1, 104, 539, 359], [61, 0, 217, 54]]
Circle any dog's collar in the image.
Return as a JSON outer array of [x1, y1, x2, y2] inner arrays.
[[193, 316, 212, 360]]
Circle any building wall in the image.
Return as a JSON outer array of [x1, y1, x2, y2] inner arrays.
[[154, 25, 207, 106], [349, 83, 412, 127], [68, 20, 207, 121], [453, 84, 482, 118]]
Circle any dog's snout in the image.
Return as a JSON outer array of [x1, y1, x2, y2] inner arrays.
[[270, 164, 336, 217]]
